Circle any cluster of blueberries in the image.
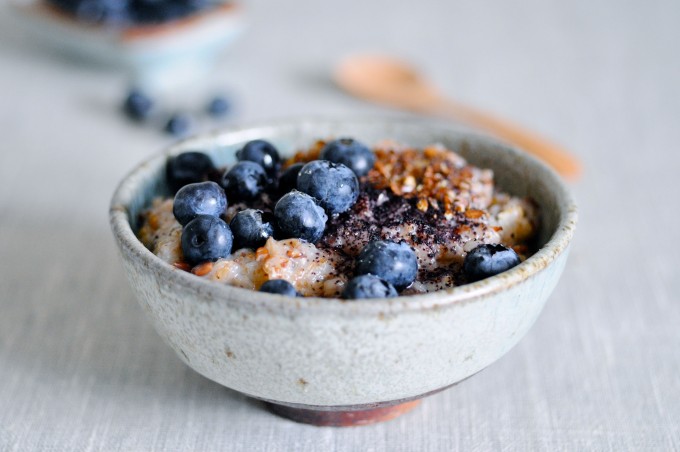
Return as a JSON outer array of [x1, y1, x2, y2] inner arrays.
[[47, 0, 215, 26], [165, 137, 522, 299], [123, 89, 229, 137], [166, 137, 419, 299]]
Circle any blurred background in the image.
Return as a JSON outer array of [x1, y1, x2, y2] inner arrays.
[[1, 0, 678, 450]]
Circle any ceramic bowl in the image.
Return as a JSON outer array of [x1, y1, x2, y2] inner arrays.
[[109, 117, 577, 426], [9, 1, 245, 88]]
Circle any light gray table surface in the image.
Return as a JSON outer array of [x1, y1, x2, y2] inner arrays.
[[1, 0, 679, 450]]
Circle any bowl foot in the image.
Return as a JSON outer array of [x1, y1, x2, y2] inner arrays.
[[265, 400, 421, 427]]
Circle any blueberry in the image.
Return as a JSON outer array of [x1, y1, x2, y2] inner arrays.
[[342, 274, 398, 299], [172, 181, 227, 226], [132, 0, 197, 23], [320, 138, 375, 177], [123, 89, 153, 121], [277, 163, 304, 196], [463, 244, 521, 282], [355, 240, 418, 291], [259, 279, 299, 297], [274, 190, 327, 243], [52, 0, 212, 24], [296, 160, 359, 215], [236, 140, 281, 179], [187, 0, 213, 9], [73, 0, 129, 24], [164, 113, 192, 137], [220, 161, 267, 201], [180, 215, 233, 265], [229, 209, 275, 250], [207, 96, 230, 117], [166, 151, 215, 193]]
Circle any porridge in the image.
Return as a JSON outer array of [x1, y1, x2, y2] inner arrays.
[[138, 138, 538, 298]]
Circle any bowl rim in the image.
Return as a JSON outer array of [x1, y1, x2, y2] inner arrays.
[[109, 115, 578, 315]]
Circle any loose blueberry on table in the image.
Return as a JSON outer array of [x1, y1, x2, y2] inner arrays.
[[207, 96, 230, 118], [123, 89, 153, 122], [165, 113, 193, 137]]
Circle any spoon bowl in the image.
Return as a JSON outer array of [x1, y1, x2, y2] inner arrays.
[[335, 54, 582, 180], [336, 55, 442, 111]]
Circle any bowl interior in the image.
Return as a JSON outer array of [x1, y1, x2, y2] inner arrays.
[[112, 116, 576, 310], [122, 118, 568, 247]]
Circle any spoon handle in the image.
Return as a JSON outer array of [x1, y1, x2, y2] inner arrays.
[[435, 101, 582, 180]]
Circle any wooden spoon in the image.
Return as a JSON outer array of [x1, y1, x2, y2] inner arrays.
[[335, 54, 581, 180]]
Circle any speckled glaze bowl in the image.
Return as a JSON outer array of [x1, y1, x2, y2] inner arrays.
[[109, 117, 577, 426]]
